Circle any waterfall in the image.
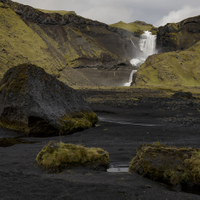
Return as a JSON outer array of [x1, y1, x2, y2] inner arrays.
[[139, 31, 157, 58], [124, 70, 137, 86], [124, 31, 157, 86]]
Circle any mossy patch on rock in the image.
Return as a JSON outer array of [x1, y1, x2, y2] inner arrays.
[[0, 137, 34, 147], [36, 141, 109, 172], [129, 143, 200, 189], [0, 64, 98, 136]]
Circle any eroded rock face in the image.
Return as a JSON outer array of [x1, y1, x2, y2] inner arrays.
[[157, 15, 200, 53], [0, 64, 98, 136]]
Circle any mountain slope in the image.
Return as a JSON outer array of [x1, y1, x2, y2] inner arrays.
[[0, 0, 139, 86], [110, 21, 157, 36], [0, 1, 92, 86], [134, 15, 200, 87], [135, 40, 200, 87]]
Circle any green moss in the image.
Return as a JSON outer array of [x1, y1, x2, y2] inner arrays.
[[129, 143, 200, 187], [60, 112, 98, 134], [0, 4, 93, 86], [110, 21, 157, 35], [2, 64, 29, 94], [135, 40, 200, 87], [38, 9, 76, 16], [0, 119, 29, 134], [0, 137, 33, 147], [36, 141, 109, 171]]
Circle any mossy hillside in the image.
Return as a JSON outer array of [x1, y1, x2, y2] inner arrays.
[[0, 4, 64, 79], [129, 143, 200, 187], [25, 9, 121, 67], [36, 141, 109, 171], [0, 3, 93, 86], [135, 40, 200, 87], [0, 0, 135, 87], [110, 21, 157, 35]]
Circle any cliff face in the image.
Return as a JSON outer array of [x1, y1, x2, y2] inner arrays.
[[157, 15, 200, 53], [0, 0, 138, 86], [134, 15, 200, 87]]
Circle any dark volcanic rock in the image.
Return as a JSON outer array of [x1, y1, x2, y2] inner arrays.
[[0, 64, 98, 136], [171, 91, 194, 99], [157, 15, 200, 52]]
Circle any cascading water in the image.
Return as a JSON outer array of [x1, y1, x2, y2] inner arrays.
[[124, 31, 157, 86]]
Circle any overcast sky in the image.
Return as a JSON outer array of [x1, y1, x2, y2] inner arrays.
[[14, 0, 200, 27]]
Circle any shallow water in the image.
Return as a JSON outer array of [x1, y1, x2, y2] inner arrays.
[[98, 116, 163, 127], [107, 167, 129, 173], [107, 163, 129, 173]]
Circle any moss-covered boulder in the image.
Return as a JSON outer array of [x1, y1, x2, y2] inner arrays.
[[36, 141, 109, 171], [129, 143, 200, 189], [157, 15, 200, 53], [0, 64, 98, 136]]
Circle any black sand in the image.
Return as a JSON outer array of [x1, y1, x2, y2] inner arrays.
[[1, 88, 200, 199]]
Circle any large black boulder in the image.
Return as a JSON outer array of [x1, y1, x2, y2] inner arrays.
[[0, 64, 98, 136]]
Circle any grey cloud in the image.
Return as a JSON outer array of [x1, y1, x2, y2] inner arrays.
[[14, 0, 200, 26]]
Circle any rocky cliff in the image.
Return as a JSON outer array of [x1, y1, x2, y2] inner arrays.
[[0, 0, 140, 86], [134, 15, 200, 87], [157, 15, 200, 53]]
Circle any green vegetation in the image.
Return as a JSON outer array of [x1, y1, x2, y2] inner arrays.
[[36, 141, 109, 171], [60, 112, 98, 134], [0, 3, 93, 86], [110, 20, 157, 35], [135, 40, 200, 87], [0, 119, 29, 134], [38, 9, 76, 16], [0, 137, 33, 147], [0, 4, 63, 79], [129, 143, 200, 187]]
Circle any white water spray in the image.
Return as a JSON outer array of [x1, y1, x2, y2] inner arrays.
[[124, 31, 157, 86], [124, 70, 137, 86]]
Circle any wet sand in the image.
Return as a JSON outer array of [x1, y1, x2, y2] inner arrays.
[[1, 88, 200, 199]]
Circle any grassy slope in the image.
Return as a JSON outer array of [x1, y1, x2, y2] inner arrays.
[[110, 21, 157, 35], [0, 3, 93, 86], [38, 9, 76, 15], [135, 40, 200, 87]]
